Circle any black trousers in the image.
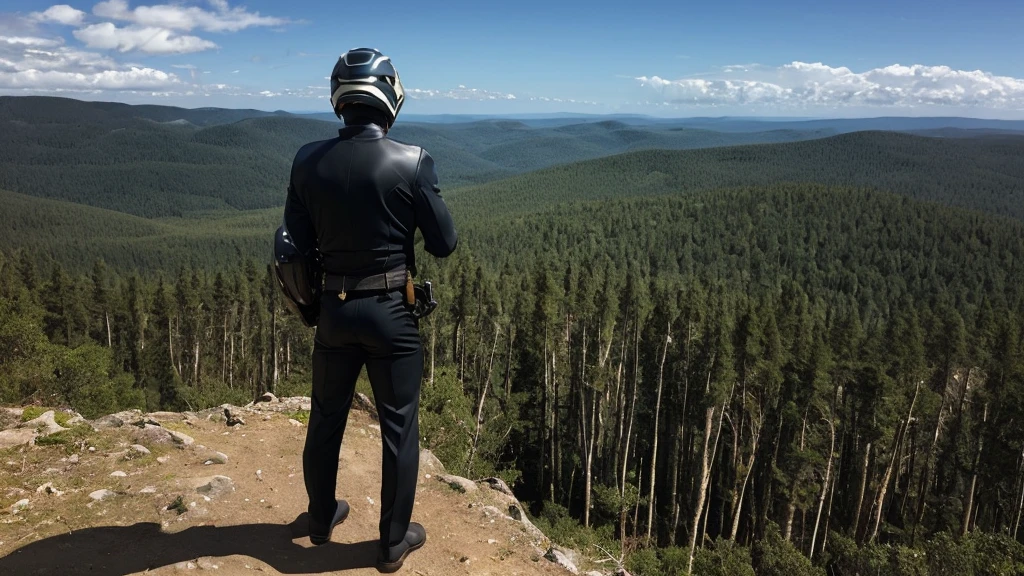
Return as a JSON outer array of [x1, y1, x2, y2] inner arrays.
[[302, 288, 423, 549]]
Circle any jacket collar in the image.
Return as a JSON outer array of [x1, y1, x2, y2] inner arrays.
[[338, 123, 386, 140]]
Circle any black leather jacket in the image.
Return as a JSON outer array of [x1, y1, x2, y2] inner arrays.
[[283, 122, 458, 279]]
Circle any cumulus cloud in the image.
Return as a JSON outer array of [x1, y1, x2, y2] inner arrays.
[[636, 61, 1024, 110], [30, 5, 87, 26], [0, 34, 180, 91], [93, 0, 287, 33], [74, 22, 217, 54]]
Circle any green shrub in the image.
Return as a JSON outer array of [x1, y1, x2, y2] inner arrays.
[[752, 523, 824, 576], [692, 539, 755, 576], [626, 547, 662, 576], [531, 501, 618, 555]]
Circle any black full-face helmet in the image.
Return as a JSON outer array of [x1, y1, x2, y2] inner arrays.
[[330, 47, 405, 129]]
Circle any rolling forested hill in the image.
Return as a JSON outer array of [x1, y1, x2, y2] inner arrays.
[[1, 97, 834, 217], [448, 131, 1024, 220]]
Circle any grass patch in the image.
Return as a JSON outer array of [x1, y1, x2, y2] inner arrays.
[[21, 407, 73, 427], [286, 410, 310, 425], [33, 424, 96, 451], [167, 495, 188, 515]]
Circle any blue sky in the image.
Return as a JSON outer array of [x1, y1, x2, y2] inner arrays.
[[2, 0, 1023, 117]]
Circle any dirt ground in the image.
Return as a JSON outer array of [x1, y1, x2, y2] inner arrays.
[[0, 407, 568, 576]]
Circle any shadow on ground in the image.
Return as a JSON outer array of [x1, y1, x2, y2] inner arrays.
[[0, 513, 379, 574]]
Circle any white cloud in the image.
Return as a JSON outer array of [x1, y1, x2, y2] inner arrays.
[[0, 32, 182, 91], [74, 22, 217, 54], [636, 61, 1024, 110], [0, 66, 179, 90], [30, 5, 87, 26], [1, 36, 63, 48], [93, 0, 287, 33], [407, 86, 518, 101]]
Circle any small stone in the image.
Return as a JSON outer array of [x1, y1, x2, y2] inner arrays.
[[111, 471, 128, 477], [288, 419, 303, 427], [10, 498, 29, 513], [140, 486, 157, 494], [256, 470, 263, 481], [157, 456, 171, 464], [131, 444, 151, 455], [36, 482, 64, 496], [89, 489, 116, 501], [174, 561, 197, 570], [367, 497, 375, 505], [88, 447, 96, 452], [197, 557, 220, 570], [69, 454, 80, 463], [488, 539, 498, 545], [257, 392, 279, 403]]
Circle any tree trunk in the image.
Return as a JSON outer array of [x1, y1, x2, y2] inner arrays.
[[853, 441, 872, 540], [962, 402, 989, 537], [222, 314, 228, 383], [870, 382, 920, 543], [730, 428, 760, 541], [468, 323, 500, 472], [646, 323, 672, 540], [105, 311, 112, 348], [810, 414, 836, 560], [689, 406, 718, 576]]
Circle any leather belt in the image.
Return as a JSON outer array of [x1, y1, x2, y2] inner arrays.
[[324, 267, 407, 295]]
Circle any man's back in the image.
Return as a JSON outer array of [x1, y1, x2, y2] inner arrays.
[[285, 123, 457, 279]]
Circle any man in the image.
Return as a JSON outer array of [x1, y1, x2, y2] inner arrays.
[[282, 47, 458, 573]]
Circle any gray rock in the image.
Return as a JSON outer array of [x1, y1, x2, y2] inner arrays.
[[10, 498, 29, 513], [19, 410, 68, 436], [419, 449, 446, 474], [170, 430, 195, 446], [174, 561, 197, 570], [0, 428, 38, 449], [481, 477, 514, 496], [223, 406, 246, 426], [110, 471, 128, 477], [140, 486, 157, 494], [482, 505, 511, 520], [354, 392, 378, 418], [91, 409, 144, 429], [203, 451, 228, 465], [133, 423, 176, 445], [36, 482, 63, 496], [89, 489, 116, 501], [197, 557, 220, 570], [545, 547, 579, 574], [131, 444, 151, 455], [288, 419, 304, 427], [157, 456, 171, 464], [193, 475, 234, 498], [69, 454, 80, 463], [437, 474, 478, 493], [257, 392, 278, 403], [586, 572, 606, 576]]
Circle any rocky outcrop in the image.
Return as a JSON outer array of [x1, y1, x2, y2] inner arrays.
[[19, 410, 68, 436], [436, 474, 479, 493], [545, 546, 580, 574], [419, 449, 446, 474]]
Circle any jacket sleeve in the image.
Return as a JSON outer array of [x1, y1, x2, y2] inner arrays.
[[283, 154, 318, 258], [412, 150, 458, 258]]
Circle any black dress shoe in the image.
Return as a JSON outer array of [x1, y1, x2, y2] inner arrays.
[[376, 522, 426, 573], [309, 499, 349, 545]]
